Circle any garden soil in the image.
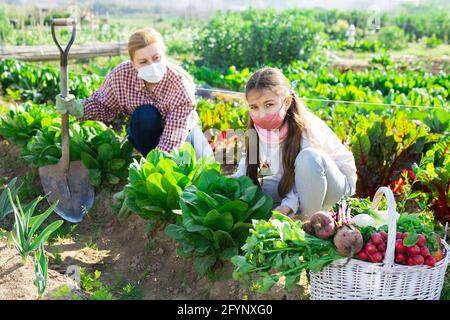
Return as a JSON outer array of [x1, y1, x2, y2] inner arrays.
[[0, 138, 309, 300]]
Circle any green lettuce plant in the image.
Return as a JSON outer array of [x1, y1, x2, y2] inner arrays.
[[165, 169, 273, 275], [21, 121, 133, 187], [120, 142, 220, 226]]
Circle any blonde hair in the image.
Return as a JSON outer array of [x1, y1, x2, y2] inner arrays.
[[245, 67, 310, 198], [128, 28, 194, 85]]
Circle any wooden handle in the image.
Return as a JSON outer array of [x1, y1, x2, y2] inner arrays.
[[51, 18, 77, 67], [50, 19, 77, 173], [52, 18, 76, 27]]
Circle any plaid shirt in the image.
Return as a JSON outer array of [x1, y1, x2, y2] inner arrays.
[[80, 61, 199, 152]]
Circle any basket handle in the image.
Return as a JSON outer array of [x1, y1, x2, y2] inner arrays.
[[371, 186, 397, 270]]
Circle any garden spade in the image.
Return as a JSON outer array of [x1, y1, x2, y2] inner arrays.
[[38, 18, 94, 223]]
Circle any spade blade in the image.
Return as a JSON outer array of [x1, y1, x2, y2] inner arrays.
[[39, 160, 94, 223]]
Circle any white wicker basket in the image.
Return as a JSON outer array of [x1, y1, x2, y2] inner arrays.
[[309, 186, 450, 300]]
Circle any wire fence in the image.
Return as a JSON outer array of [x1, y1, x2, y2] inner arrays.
[[193, 87, 450, 110], [0, 51, 440, 112], [51, 66, 449, 111]]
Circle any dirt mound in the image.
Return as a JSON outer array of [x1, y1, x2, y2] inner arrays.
[[0, 244, 80, 300], [55, 192, 308, 299]]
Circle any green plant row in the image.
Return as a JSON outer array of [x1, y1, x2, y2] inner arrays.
[[0, 102, 133, 188]]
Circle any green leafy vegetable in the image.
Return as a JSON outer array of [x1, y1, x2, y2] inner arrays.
[[0, 102, 59, 150], [20, 118, 133, 187], [165, 169, 273, 275], [351, 112, 429, 197], [76, 122, 134, 187], [121, 142, 220, 226], [231, 212, 343, 293], [412, 134, 449, 224]]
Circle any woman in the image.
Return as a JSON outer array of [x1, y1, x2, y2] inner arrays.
[[233, 67, 357, 220], [56, 28, 213, 159]]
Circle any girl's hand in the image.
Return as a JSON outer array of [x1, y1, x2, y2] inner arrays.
[[274, 205, 292, 215]]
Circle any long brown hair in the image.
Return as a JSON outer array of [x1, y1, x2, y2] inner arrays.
[[245, 67, 309, 198], [127, 28, 194, 85]]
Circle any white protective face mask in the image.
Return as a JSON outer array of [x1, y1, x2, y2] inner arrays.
[[137, 60, 167, 83]]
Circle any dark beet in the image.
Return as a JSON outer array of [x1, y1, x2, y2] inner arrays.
[[333, 224, 363, 257], [310, 211, 336, 240]]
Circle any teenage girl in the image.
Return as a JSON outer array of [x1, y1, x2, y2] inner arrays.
[[233, 67, 357, 219]]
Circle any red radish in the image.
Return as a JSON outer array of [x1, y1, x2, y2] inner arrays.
[[395, 253, 406, 263], [417, 234, 426, 246], [396, 232, 403, 239], [406, 256, 415, 266], [380, 231, 388, 241], [420, 246, 430, 257], [395, 239, 406, 253], [377, 243, 386, 253], [402, 232, 409, 239], [425, 256, 436, 267], [407, 245, 421, 256], [370, 252, 383, 263], [365, 243, 377, 254], [371, 233, 383, 245], [431, 233, 444, 262], [412, 255, 424, 265], [358, 250, 368, 260]]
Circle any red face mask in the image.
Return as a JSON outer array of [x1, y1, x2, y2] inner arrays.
[[250, 101, 288, 130]]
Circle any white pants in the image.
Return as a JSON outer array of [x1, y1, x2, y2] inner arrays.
[[261, 147, 351, 219]]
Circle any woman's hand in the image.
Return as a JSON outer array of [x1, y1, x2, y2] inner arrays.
[[273, 205, 292, 215], [56, 94, 84, 118]]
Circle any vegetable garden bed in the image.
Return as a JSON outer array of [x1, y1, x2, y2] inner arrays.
[[0, 4, 448, 299]]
